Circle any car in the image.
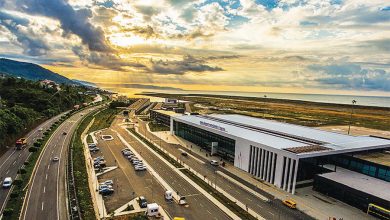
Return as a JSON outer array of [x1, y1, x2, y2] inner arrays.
[[63, 132, 67, 135], [88, 143, 97, 148], [99, 184, 113, 190], [132, 160, 141, 165], [38, 128, 43, 132], [181, 152, 188, 157], [135, 165, 147, 171], [89, 147, 100, 152], [121, 148, 129, 152], [52, 157, 59, 162], [126, 155, 136, 160], [2, 177, 12, 188], [123, 151, 132, 156], [94, 156, 104, 161], [99, 188, 114, 195], [138, 196, 148, 208], [210, 160, 219, 166], [101, 180, 114, 186], [283, 199, 297, 209], [129, 157, 138, 162]]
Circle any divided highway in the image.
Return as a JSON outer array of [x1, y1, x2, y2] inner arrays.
[[19, 106, 100, 220], [0, 113, 64, 216]]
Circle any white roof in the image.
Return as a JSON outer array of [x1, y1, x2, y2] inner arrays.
[[173, 114, 390, 157], [319, 167, 390, 201], [147, 203, 159, 209]]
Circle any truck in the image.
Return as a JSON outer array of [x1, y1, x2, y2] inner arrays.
[[15, 138, 27, 150]]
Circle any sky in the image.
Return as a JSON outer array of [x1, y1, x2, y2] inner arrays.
[[0, 0, 390, 96]]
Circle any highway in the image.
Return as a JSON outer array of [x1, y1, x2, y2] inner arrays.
[[0, 113, 64, 216], [133, 116, 315, 220], [20, 106, 100, 220], [111, 117, 232, 220]]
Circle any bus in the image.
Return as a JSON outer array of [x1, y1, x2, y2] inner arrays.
[[367, 203, 390, 220]]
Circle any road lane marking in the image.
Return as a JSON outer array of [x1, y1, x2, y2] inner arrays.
[[48, 165, 50, 170], [12, 161, 16, 165], [43, 187, 46, 193], [41, 202, 44, 211], [46, 174, 48, 180], [5, 170, 9, 174], [0, 150, 16, 169]]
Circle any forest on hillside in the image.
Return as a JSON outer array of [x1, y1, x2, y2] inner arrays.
[[0, 77, 92, 152]]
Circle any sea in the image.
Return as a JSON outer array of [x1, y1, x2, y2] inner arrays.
[[110, 88, 390, 108]]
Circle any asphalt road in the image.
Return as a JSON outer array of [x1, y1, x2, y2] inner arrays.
[[134, 116, 315, 220], [0, 113, 64, 216], [112, 118, 232, 220], [20, 106, 100, 220]]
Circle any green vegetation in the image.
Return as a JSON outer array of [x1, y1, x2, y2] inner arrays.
[[88, 107, 121, 132], [127, 128, 256, 220], [70, 111, 98, 220], [143, 93, 390, 131], [0, 77, 92, 153], [3, 115, 67, 220], [86, 134, 93, 143], [148, 121, 170, 132]]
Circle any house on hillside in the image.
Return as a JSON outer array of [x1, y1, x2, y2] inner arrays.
[[39, 79, 60, 90]]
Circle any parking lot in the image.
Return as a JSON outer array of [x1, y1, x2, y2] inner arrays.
[[91, 129, 192, 218]]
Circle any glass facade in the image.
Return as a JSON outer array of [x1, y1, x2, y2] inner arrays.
[[174, 120, 236, 161], [332, 155, 390, 182]]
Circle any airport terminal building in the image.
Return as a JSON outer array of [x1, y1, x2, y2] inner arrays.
[[170, 114, 390, 195]]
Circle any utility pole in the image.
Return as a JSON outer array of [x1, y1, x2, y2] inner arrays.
[[348, 100, 357, 135]]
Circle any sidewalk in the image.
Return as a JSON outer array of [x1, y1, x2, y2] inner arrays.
[[155, 130, 376, 220]]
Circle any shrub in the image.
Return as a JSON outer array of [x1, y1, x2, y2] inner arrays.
[[24, 161, 29, 165], [13, 179, 22, 186], [33, 142, 42, 148], [10, 191, 19, 199], [3, 208, 13, 216], [28, 147, 38, 152], [18, 168, 26, 174]]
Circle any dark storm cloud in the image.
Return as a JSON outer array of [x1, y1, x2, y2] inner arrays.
[[308, 63, 390, 91], [149, 55, 223, 75], [15, 0, 111, 52], [0, 10, 49, 56]]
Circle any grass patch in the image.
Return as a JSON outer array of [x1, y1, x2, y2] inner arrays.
[[88, 108, 121, 132], [70, 112, 98, 220], [86, 134, 93, 143], [127, 128, 256, 220], [148, 121, 170, 132]]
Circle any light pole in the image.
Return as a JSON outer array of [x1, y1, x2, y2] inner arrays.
[[348, 100, 357, 135], [263, 95, 267, 118]]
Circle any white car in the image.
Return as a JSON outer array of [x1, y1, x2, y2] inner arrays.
[[134, 165, 147, 171], [38, 128, 43, 132], [2, 177, 12, 188], [52, 157, 59, 162], [102, 180, 114, 186], [210, 160, 219, 166]]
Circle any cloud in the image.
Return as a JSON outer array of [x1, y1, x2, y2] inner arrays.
[[308, 62, 390, 91], [0, 10, 50, 56], [72, 46, 146, 71], [149, 55, 223, 75], [97, 83, 184, 91], [15, 0, 111, 52]]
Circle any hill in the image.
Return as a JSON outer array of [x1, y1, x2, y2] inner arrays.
[[0, 76, 92, 153], [0, 58, 74, 84]]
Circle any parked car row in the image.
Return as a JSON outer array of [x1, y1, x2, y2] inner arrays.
[[121, 148, 147, 171], [93, 156, 106, 170], [88, 143, 100, 153], [99, 179, 114, 195]]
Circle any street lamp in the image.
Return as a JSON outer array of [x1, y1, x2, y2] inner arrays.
[[348, 100, 357, 135], [263, 95, 267, 118]]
